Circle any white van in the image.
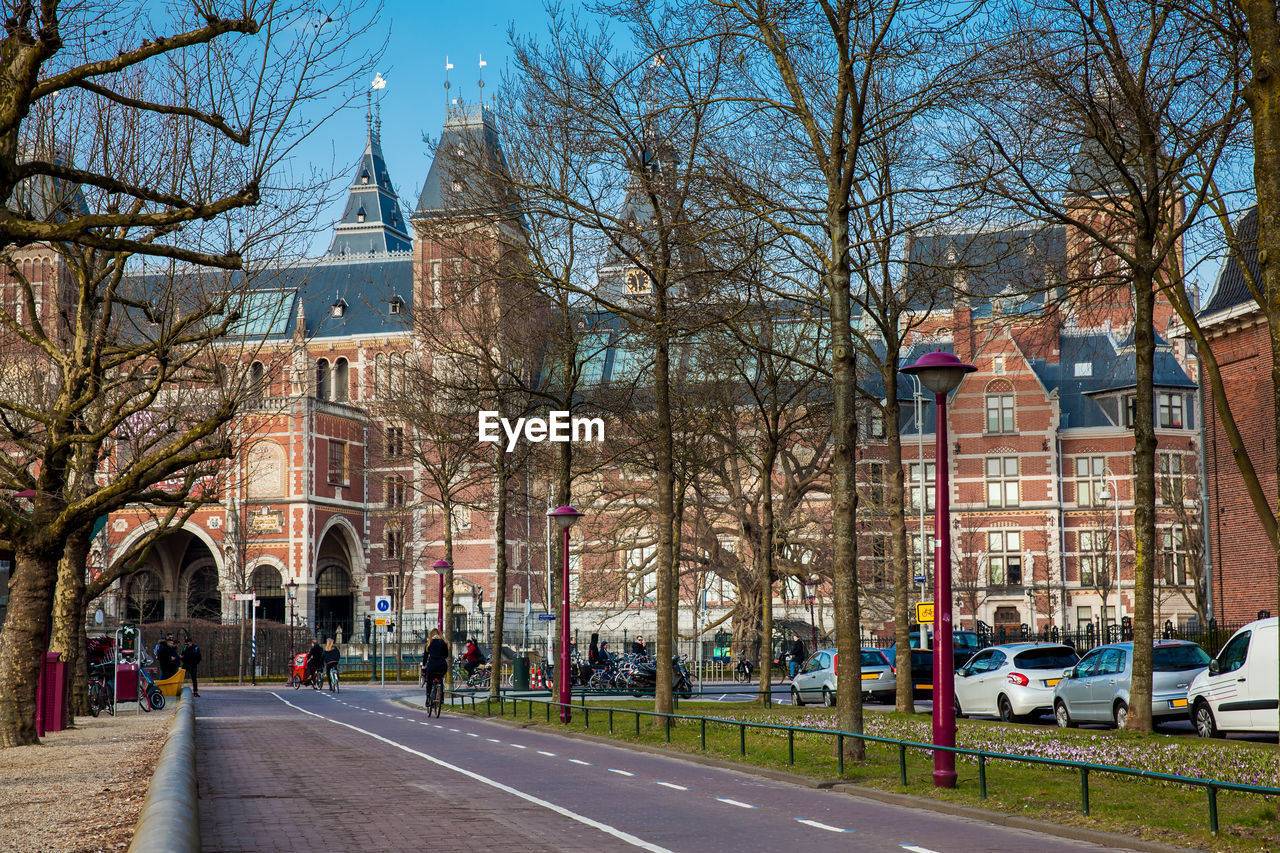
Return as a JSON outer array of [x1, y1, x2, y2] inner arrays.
[[1187, 617, 1279, 737]]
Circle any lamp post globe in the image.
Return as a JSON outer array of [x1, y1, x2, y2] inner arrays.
[[548, 506, 583, 723], [432, 559, 451, 633], [901, 350, 976, 789]]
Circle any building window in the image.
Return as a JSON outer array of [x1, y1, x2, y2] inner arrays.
[[907, 462, 935, 511], [863, 460, 886, 508], [385, 426, 405, 458], [911, 531, 935, 576], [1076, 605, 1092, 633], [316, 359, 331, 401], [386, 475, 405, 508], [863, 535, 890, 587], [1159, 452, 1185, 505], [1158, 393, 1184, 429], [249, 361, 266, 399], [1075, 456, 1106, 507], [389, 296, 403, 315], [450, 504, 471, 532], [865, 404, 886, 439], [386, 525, 402, 559], [1123, 394, 1136, 428], [327, 440, 348, 486], [1162, 526, 1188, 586], [985, 456, 1019, 507], [988, 530, 1022, 586], [985, 383, 1015, 433], [1078, 529, 1108, 587], [332, 358, 349, 402]]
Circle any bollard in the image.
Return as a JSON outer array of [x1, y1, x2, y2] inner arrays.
[[739, 723, 746, 756], [1080, 767, 1090, 816], [978, 754, 988, 799], [837, 734, 845, 776], [787, 729, 795, 765], [898, 743, 908, 786], [1207, 785, 1219, 835], [700, 717, 706, 751]]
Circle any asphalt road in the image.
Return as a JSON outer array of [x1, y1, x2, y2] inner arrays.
[[194, 685, 1142, 852]]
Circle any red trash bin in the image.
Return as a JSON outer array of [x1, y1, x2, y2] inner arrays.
[[39, 652, 66, 734], [114, 663, 140, 703]]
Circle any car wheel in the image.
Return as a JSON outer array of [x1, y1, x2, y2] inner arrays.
[[1193, 701, 1221, 738], [1054, 700, 1074, 728], [998, 695, 1018, 723], [823, 687, 835, 707], [792, 687, 805, 707], [1112, 700, 1128, 730]]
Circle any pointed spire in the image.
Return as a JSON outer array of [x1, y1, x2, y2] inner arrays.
[[326, 95, 412, 257]]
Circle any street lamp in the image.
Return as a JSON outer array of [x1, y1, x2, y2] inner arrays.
[[548, 505, 583, 724], [804, 573, 820, 652], [1098, 467, 1123, 637], [432, 560, 451, 632], [286, 579, 298, 663], [902, 349, 976, 790]]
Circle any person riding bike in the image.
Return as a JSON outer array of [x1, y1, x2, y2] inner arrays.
[[323, 638, 341, 690], [421, 629, 450, 698], [462, 638, 483, 677], [305, 638, 324, 686]]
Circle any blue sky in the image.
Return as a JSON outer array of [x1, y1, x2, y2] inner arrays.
[[296, 1, 556, 255]]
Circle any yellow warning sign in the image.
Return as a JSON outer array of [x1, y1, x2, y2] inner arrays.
[[915, 601, 934, 624]]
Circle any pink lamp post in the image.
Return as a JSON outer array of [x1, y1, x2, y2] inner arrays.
[[902, 349, 976, 789], [548, 505, 583, 724], [432, 560, 451, 632]]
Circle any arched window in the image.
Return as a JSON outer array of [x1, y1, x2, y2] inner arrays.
[[985, 379, 1015, 434], [249, 361, 266, 399], [374, 352, 386, 397], [316, 358, 331, 401], [333, 358, 349, 402]]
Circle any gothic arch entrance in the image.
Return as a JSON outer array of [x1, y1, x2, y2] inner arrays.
[[316, 564, 353, 641], [181, 538, 220, 622], [251, 564, 286, 624]]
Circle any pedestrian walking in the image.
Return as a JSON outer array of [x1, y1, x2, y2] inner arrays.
[[363, 614, 372, 646], [155, 633, 181, 680], [181, 638, 202, 697]]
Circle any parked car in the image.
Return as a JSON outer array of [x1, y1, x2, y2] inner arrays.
[[1188, 617, 1279, 738], [1052, 640, 1210, 729], [791, 648, 898, 706], [953, 643, 1080, 722], [888, 630, 984, 672]]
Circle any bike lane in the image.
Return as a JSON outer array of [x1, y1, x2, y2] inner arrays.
[[254, 685, 1131, 853]]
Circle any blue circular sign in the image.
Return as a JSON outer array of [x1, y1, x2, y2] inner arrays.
[[375, 598, 392, 612]]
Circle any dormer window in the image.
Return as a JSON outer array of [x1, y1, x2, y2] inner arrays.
[[331, 298, 347, 318], [356, 205, 366, 223], [1159, 393, 1184, 429], [360, 171, 370, 185], [389, 296, 403, 315], [452, 180, 462, 192]]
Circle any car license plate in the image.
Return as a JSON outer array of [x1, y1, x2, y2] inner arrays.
[[1170, 698, 1187, 708], [1044, 678, 1061, 687], [861, 673, 878, 680]]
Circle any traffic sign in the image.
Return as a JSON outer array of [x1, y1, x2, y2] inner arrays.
[[915, 601, 935, 624], [913, 575, 927, 585], [374, 595, 392, 614], [374, 617, 388, 626], [232, 593, 256, 601], [536, 613, 556, 621]]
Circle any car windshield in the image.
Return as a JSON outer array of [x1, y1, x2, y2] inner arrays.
[[1153, 644, 1211, 671], [1012, 647, 1079, 669], [860, 651, 886, 667], [954, 634, 979, 650]]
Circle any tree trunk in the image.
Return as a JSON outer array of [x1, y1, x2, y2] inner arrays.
[[489, 453, 509, 701], [0, 548, 59, 746], [1127, 262, 1158, 731], [884, 372, 914, 713], [443, 497, 455, 686], [830, 253, 865, 762], [654, 328, 676, 717], [759, 445, 778, 706], [50, 528, 93, 725]]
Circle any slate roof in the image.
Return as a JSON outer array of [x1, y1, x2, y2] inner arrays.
[[904, 226, 1065, 316], [415, 104, 511, 218], [327, 120, 412, 256], [1201, 206, 1259, 316]]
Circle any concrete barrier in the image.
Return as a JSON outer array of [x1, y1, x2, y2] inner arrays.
[[128, 686, 199, 853]]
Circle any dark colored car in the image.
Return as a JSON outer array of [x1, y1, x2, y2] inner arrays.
[[888, 630, 984, 673]]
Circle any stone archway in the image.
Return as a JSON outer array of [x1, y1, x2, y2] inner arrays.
[[181, 537, 221, 621], [250, 563, 286, 624]]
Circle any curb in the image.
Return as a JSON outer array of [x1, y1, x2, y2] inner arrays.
[[128, 686, 199, 853], [393, 696, 1207, 853]]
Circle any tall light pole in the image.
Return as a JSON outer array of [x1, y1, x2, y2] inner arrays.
[[1098, 467, 1123, 636], [902, 350, 976, 790], [432, 560, 451, 632], [286, 579, 298, 664], [548, 505, 583, 723], [805, 573, 820, 652]]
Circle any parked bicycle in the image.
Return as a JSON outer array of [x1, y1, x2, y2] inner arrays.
[[733, 652, 756, 683]]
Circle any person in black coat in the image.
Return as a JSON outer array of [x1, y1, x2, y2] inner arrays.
[[155, 634, 181, 680], [789, 635, 808, 680], [631, 636, 648, 659], [181, 638, 202, 697]]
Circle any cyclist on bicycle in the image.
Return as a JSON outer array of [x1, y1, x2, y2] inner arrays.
[[304, 638, 324, 685], [323, 638, 340, 690], [421, 628, 449, 694]]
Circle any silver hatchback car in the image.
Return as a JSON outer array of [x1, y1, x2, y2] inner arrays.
[[791, 648, 896, 706], [1052, 640, 1211, 729], [953, 643, 1080, 721]]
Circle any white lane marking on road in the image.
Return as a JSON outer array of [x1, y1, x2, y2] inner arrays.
[[467, 733, 480, 738], [569, 759, 593, 766], [655, 782, 688, 791], [608, 769, 635, 777], [487, 738, 502, 743], [900, 846, 939, 853], [718, 694, 728, 701], [716, 797, 757, 809], [449, 728, 460, 732], [269, 692, 672, 853], [538, 750, 557, 756], [511, 744, 528, 749], [796, 819, 850, 833]]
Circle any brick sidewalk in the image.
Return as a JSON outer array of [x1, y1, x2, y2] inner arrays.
[[195, 688, 603, 852]]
